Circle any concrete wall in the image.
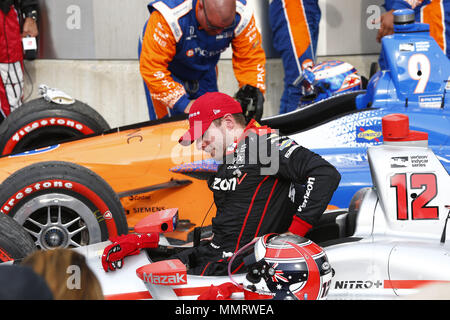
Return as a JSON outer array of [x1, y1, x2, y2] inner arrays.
[[37, 0, 384, 59]]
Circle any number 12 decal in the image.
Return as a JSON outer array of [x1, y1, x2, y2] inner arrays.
[[390, 173, 439, 220]]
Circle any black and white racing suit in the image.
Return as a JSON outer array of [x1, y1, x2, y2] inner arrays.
[[172, 120, 341, 276]]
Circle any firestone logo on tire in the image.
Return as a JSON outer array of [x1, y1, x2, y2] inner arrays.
[[1, 180, 73, 214]]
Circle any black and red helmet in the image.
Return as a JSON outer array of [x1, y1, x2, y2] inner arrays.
[[242, 234, 333, 300]]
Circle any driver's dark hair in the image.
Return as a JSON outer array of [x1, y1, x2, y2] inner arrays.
[[213, 113, 246, 127]]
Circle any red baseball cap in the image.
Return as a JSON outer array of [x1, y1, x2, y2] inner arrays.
[[179, 92, 243, 146]]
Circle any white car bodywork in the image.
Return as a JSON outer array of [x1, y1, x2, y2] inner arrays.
[[75, 124, 450, 300]]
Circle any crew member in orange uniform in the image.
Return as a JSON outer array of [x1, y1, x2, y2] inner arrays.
[[139, 0, 266, 121], [269, 0, 321, 114], [378, 0, 449, 59]]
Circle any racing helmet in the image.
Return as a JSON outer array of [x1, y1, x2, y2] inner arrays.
[[241, 234, 333, 300], [301, 60, 362, 105]]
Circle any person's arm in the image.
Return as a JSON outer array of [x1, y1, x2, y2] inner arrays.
[[376, 9, 394, 43], [231, 14, 266, 94], [19, 0, 39, 37], [139, 11, 191, 117], [376, 0, 425, 42], [273, 136, 341, 236], [231, 8, 266, 121]]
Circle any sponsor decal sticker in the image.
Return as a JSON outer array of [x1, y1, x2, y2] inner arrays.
[[297, 177, 315, 212], [277, 138, 294, 151], [415, 41, 430, 52], [142, 272, 186, 285], [390, 155, 429, 169], [356, 126, 382, 143], [410, 155, 429, 168], [334, 280, 383, 289], [103, 210, 113, 220], [418, 95, 442, 109], [390, 156, 409, 168], [284, 145, 300, 158], [399, 43, 414, 52], [132, 207, 166, 214], [211, 177, 237, 191]]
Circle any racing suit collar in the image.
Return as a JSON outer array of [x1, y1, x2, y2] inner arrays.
[[242, 119, 274, 142], [224, 119, 274, 155]]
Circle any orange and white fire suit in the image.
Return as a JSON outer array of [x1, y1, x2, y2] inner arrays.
[[139, 0, 266, 120]]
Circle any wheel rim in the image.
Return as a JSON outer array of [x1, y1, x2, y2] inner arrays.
[[13, 193, 102, 249]]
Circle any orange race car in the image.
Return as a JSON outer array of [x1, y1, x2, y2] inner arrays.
[[0, 97, 224, 250], [0, 91, 360, 252]]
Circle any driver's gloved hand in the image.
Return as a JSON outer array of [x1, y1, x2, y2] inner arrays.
[[102, 233, 159, 272], [234, 85, 264, 123]]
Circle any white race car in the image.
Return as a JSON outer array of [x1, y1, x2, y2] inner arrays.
[[67, 113, 450, 300]]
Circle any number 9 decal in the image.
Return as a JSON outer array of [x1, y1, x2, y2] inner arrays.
[[408, 53, 431, 94]]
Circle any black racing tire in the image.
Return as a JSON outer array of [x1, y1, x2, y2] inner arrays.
[[0, 98, 110, 156], [0, 213, 36, 262], [0, 161, 128, 250]]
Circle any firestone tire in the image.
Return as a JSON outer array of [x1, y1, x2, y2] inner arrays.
[[0, 213, 36, 262], [0, 98, 110, 156], [0, 161, 128, 250]]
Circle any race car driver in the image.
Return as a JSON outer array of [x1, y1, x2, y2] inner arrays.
[[377, 0, 449, 59], [171, 91, 340, 275], [139, 0, 266, 121], [102, 92, 340, 276], [0, 0, 39, 121]]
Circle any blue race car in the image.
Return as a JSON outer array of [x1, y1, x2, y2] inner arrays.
[[260, 9, 449, 209]]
